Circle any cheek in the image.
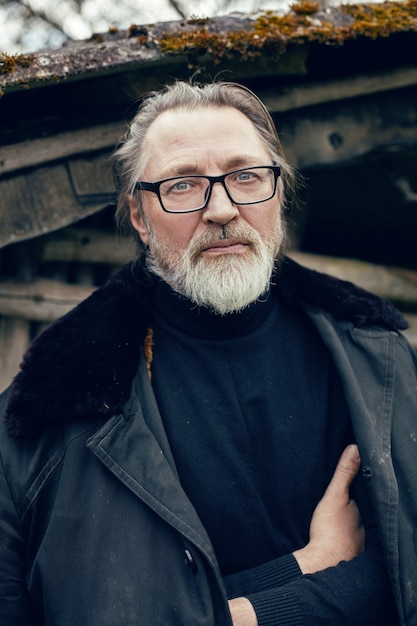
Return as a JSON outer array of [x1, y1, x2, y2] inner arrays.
[[245, 205, 280, 237], [153, 215, 202, 250]]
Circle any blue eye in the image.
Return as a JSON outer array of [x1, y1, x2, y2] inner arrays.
[[173, 181, 192, 191], [237, 171, 253, 181]]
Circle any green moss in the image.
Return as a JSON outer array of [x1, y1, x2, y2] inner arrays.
[[90, 33, 104, 43], [0, 52, 36, 75], [127, 24, 149, 38], [291, 1, 320, 15], [159, 25, 287, 65], [157, 0, 417, 67], [126, 23, 151, 46], [344, 1, 417, 39]]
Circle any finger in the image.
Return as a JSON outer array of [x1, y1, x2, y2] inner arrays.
[[323, 444, 361, 501]]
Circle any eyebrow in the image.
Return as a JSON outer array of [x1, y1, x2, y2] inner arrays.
[[224, 156, 265, 170], [163, 163, 200, 177], [161, 156, 267, 179]]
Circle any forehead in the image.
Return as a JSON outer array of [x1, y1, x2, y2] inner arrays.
[[142, 106, 270, 178]]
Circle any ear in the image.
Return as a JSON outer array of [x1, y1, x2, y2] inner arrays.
[[128, 195, 150, 246]]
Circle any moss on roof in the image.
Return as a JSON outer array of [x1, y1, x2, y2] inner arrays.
[[0, 52, 36, 76], [157, 1, 417, 65], [0, 1, 416, 92]]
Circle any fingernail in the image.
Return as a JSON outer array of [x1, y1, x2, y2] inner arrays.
[[345, 444, 360, 463]]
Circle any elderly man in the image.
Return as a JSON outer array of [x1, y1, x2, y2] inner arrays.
[[1, 81, 416, 625]]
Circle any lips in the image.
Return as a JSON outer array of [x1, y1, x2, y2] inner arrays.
[[201, 239, 249, 254]]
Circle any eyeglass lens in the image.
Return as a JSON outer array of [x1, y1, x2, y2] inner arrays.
[[159, 167, 276, 212]]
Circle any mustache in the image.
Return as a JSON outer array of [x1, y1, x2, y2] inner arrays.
[[187, 224, 260, 260]]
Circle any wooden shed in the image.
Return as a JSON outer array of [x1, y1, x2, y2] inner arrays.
[[1, 0, 417, 390]]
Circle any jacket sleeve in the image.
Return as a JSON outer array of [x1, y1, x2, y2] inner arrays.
[[246, 546, 399, 626], [223, 553, 302, 599], [224, 546, 399, 626], [0, 451, 36, 625]]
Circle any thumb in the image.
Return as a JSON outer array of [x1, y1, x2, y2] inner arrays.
[[323, 444, 361, 502]]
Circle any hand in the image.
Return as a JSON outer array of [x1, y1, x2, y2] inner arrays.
[[228, 597, 258, 626], [293, 444, 365, 575]]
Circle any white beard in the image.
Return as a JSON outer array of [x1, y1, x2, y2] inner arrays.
[[145, 221, 283, 315]]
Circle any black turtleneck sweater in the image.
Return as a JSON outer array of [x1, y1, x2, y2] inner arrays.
[[149, 281, 397, 626]]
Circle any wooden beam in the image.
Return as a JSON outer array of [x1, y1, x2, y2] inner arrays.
[[279, 86, 417, 168], [0, 279, 95, 322], [262, 66, 417, 113], [289, 251, 417, 311], [41, 228, 135, 265], [0, 317, 31, 392], [0, 122, 123, 176], [0, 164, 107, 248]]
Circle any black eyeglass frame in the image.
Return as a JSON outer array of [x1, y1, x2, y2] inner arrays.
[[133, 165, 281, 214]]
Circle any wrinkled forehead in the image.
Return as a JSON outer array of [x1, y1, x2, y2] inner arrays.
[[145, 105, 263, 141], [141, 106, 272, 178]]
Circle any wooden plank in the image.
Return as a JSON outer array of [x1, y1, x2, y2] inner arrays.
[[0, 279, 95, 322], [262, 66, 417, 113], [0, 122, 123, 175], [67, 155, 116, 201], [0, 164, 106, 248], [42, 228, 134, 265], [280, 86, 417, 169], [0, 317, 31, 392], [289, 251, 417, 311]]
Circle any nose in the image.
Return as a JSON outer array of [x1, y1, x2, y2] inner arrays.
[[201, 181, 240, 225]]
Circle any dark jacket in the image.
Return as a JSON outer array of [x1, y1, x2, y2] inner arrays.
[[1, 257, 416, 625]]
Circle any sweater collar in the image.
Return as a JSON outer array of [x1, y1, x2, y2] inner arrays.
[[152, 279, 274, 340], [4, 257, 407, 438]]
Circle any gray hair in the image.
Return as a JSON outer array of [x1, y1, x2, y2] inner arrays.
[[112, 80, 295, 235]]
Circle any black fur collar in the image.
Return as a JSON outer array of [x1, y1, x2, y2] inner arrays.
[[4, 257, 406, 438]]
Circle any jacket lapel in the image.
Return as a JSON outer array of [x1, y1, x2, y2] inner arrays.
[[87, 354, 218, 563]]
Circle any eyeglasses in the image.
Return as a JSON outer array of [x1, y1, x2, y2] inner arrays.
[[133, 165, 280, 214]]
